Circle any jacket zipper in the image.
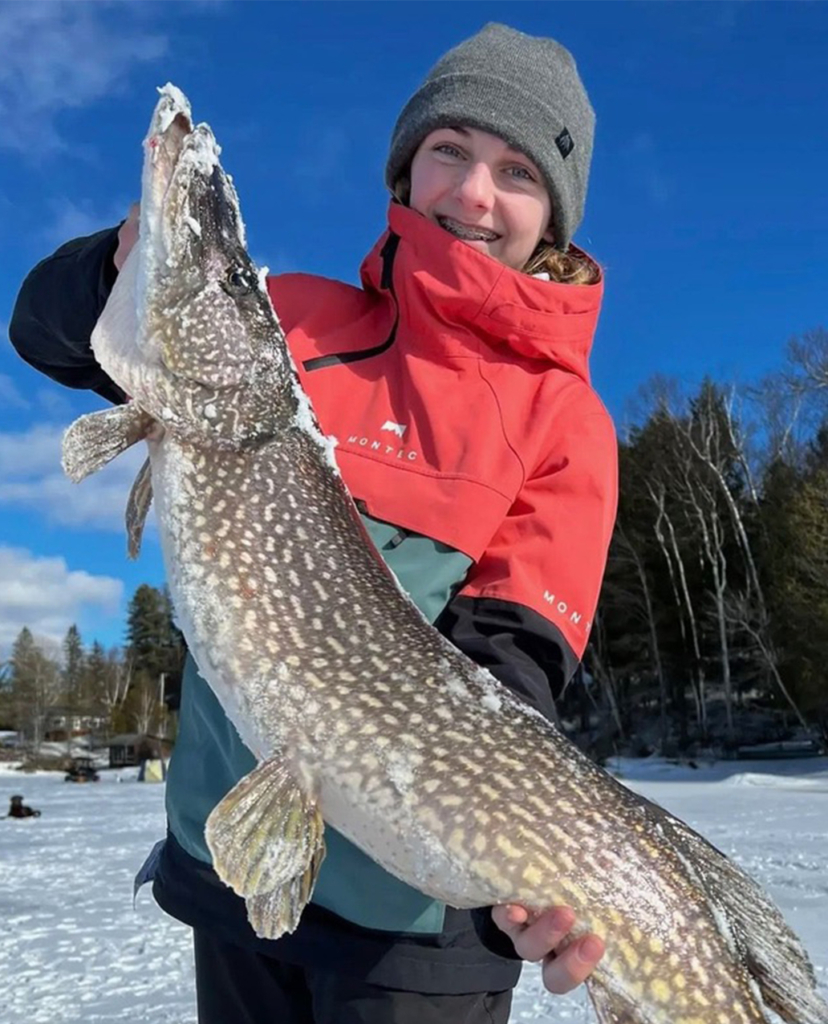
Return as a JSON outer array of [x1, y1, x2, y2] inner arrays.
[[301, 233, 400, 373], [354, 498, 410, 548]]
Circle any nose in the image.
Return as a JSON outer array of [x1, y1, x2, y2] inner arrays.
[[455, 160, 495, 210]]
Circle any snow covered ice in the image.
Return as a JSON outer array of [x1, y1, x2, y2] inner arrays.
[[2, 757, 827, 1023]]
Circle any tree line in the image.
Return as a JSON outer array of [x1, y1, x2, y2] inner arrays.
[[1, 584, 186, 750], [567, 327, 828, 755], [2, 329, 826, 758]]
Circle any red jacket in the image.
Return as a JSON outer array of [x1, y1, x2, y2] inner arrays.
[[270, 203, 617, 663]]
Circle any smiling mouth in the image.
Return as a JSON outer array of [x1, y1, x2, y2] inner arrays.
[[436, 216, 500, 243]]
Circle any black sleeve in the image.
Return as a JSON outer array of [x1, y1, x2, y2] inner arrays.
[[435, 594, 579, 725], [435, 593, 580, 961], [8, 226, 127, 405]]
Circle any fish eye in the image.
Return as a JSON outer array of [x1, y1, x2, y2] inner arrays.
[[223, 266, 255, 295]]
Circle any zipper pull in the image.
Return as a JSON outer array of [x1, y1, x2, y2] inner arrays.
[[380, 233, 400, 291]]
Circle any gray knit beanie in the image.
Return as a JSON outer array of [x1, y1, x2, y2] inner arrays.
[[385, 23, 594, 252]]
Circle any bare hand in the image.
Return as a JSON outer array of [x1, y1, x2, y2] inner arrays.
[[114, 202, 140, 272], [492, 904, 605, 994]]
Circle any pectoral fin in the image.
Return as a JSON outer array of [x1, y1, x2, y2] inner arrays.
[[246, 844, 326, 939], [62, 403, 156, 482], [205, 754, 325, 900], [126, 457, 154, 559]]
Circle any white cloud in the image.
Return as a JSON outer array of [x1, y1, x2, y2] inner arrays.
[[34, 387, 76, 422], [0, 423, 66, 476], [0, 373, 30, 410], [0, 2, 167, 154], [0, 421, 151, 534], [0, 545, 123, 650]]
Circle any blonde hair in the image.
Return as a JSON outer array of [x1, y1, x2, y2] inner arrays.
[[392, 176, 599, 286], [523, 240, 600, 285]]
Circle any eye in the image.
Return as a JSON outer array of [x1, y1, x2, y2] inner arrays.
[[223, 266, 255, 295], [508, 165, 536, 182], [434, 142, 464, 159]]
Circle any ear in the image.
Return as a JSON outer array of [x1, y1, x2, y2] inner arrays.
[[542, 221, 556, 246]]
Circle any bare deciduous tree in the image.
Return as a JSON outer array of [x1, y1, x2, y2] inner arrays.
[[647, 480, 706, 732], [131, 675, 159, 736]]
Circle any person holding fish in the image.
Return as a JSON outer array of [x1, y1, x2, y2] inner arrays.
[[11, 23, 615, 1024]]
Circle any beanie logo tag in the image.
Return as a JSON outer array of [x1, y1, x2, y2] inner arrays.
[[555, 128, 574, 160]]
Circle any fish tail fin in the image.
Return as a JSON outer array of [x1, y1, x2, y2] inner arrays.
[[659, 810, 828, 1023]]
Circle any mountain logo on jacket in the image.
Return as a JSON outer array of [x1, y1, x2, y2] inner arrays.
[[381, 420, 408, 439], [347, 423, 419, 462]]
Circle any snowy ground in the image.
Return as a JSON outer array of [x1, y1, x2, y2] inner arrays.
[[2, 757, 827, 1023]]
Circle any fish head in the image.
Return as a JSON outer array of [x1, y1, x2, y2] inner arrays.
[[135, 85, 290, 447]]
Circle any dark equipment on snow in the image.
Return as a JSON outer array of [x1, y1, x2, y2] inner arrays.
[[64, 757, 100, 783]]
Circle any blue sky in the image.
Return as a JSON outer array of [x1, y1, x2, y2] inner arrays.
[[0, 0, 826, 654]]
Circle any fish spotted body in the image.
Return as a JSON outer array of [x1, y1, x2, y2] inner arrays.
[[62, 86, 828, 1024]]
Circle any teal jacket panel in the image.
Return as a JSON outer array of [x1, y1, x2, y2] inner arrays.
[[164, 512, 472, 934]]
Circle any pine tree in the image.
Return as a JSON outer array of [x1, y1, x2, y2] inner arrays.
[[10, 627, 39, 735], [85, 640, 108, 702], [124, 584, 185, 733], [126, 584, 185, 682], [83, 639, 115, 735], [9, 627, 61, 750], [761, 435, 828, 715], [61, 624, 85, 710]]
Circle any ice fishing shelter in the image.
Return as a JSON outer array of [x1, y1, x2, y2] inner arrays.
[[137, 757, 168, 782]]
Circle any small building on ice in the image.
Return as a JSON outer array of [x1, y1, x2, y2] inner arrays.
[[108, 733, 173, 769]]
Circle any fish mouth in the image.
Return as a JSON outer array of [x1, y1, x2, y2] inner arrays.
[[139, 86, 194, 271], [134, 84, 266, 399], [153, 127, 225, 263], [155, 124, 247, 277], [140, 85, 242, 289], [137, 86, 251, 389]]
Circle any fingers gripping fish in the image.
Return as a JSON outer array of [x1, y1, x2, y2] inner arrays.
[[62, 86, 828, 1024]]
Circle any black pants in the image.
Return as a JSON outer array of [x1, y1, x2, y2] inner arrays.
[[193, 930, 513, 1024]]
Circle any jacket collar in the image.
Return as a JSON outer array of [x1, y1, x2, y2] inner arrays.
[[359, 203, 604, 383]]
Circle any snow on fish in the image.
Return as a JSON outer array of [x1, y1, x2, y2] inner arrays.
[[62, 85, 828, 1024]]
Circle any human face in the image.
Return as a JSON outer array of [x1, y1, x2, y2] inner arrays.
[[408, 126, 554, 270]]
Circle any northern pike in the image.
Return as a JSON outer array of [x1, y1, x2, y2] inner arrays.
[[62, 85, 828, 1024]]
